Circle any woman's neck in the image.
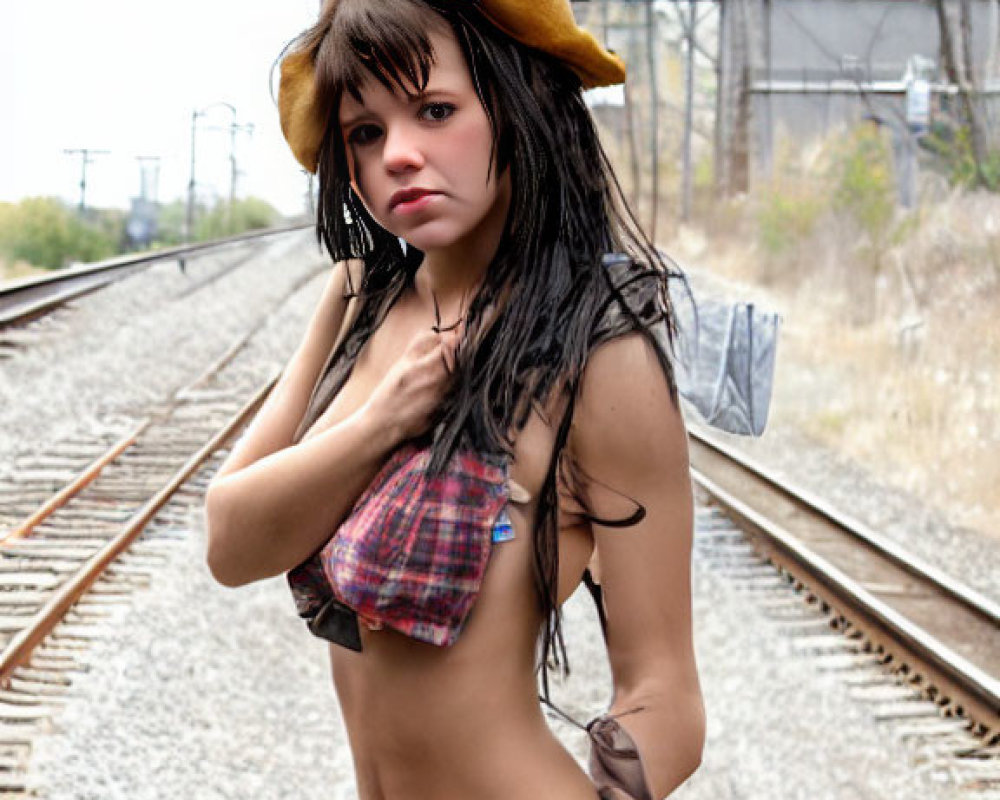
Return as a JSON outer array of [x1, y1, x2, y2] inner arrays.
[[415, 253, 488, 321], [412, 171, 511, 324]]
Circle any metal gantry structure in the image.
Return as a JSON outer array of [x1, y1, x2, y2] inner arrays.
[[576, 0, 719, 233], [185, 102, 255, 242], [62, 148, 110, 215], [579, 0, 1000, 224]]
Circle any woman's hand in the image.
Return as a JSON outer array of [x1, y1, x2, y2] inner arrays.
[[362, 328, 461, 445]]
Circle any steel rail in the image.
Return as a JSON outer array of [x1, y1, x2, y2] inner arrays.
[[0, 421, 150, 545], [687, 422, 1000, 738], [0, 223, 312, 328], [689, 426, 1000, 625], [0, 375, 277, 686]]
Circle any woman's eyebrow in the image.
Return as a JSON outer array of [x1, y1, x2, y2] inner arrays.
[[339, 86, 462, 127], [339, 110, 370, 128], [414, 87, 460, 100]]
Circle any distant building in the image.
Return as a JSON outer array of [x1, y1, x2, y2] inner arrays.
[[126, 197, 158, 250], [716, 0, 1000, 191]]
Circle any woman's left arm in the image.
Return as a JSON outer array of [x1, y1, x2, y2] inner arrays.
[[568, 331, 706, 799]]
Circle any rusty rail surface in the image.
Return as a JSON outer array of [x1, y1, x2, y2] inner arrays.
[[687, 423, 1000, 739]]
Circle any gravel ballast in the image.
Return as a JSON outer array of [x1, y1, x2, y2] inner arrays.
[[0, 230, 327, 481], [4, 231, 992, 798], [27, 501, 968, 799]]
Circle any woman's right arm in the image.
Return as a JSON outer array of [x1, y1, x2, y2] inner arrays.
[[204, 402, 399, 588], [203, 263, 459, 588], [209, 258, 360, 486]]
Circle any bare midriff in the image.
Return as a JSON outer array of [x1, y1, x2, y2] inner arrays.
[[329, 501, 597, 800], [307, 286, 600, 799]]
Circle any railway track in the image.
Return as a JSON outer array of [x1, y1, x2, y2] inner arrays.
[[0, 223, 311, 331], [0, 228, 324, 794], [0, 234, 997, 794], [0, 378, 277, 792], [689, 424, 1000, 791]]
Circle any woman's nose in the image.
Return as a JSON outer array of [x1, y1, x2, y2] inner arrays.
[[382, 125, 425, 174]]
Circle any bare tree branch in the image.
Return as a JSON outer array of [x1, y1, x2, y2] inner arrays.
[[937, 0, 989, 184], [665, 0, 717, 63], [862, 4, 894, 77], [780, 6, 843, 68], [959, 0, 990, 183]]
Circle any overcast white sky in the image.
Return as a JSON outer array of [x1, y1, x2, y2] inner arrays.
[[1, 1, 322, 217]]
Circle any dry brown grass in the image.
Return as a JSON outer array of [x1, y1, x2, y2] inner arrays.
[[665, 178, 1000, 540]]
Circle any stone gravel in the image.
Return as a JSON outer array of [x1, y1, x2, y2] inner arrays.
[[0, 229, 327, 478], [4, 231, 992, 798], [28, 501, 967, 799]]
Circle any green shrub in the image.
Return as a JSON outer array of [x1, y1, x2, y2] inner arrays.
[[153, 200, 188, 247], [924, 124, 1000, 191], [829, 124, 895, 246], [0, 197, 115, 270], [194, 197, 282, 241], [755, 186, 822, 258]]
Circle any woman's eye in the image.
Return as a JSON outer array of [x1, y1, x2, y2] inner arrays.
[[421, 102, 455, 122], [348, 124, 381, 146]]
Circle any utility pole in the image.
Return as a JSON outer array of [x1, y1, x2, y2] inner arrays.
[[761, 0, 773, 179], [305, 175, 316, 217], [681, 0, 697, 221], [63, 148, 109, 215], [601, 0, 610, 49], [646, 0, 660, 239], [715, 0, 752, 195], [228, 120, 255, 230], [186, 102, 240, 242], [713, 0, 729, 196], [623, 6, 642, 216], [185, 109, 201, 241]]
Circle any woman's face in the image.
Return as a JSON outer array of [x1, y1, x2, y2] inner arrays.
[[337, 24, 510, 255]]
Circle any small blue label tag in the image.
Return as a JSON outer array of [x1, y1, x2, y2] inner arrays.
[[492, 506, 515, 543]]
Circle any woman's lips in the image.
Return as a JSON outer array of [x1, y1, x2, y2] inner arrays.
[[391, 192, 440, 215]]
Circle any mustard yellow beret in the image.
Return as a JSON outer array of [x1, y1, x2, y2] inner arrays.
[[279, 0, 626, 174]]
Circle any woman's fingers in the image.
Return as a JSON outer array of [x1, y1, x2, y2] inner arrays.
[[408, 328, 441, 356], [440, 341, 455, 374], [442, 329, 461, 372], [366, 327, 466, 441], [411, 336, 450, 375]]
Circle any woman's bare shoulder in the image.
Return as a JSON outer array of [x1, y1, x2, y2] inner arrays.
[[573, 331, 682, 465]]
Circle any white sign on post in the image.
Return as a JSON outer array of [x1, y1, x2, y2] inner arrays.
[[906, 77, 931, 131]]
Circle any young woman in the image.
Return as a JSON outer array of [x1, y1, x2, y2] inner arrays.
[[204, 1, 704, 797]]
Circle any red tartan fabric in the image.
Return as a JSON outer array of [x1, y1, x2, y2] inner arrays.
[[288, 442, 509, 647]]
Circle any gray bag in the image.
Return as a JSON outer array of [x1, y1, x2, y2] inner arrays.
[[668, 276, 781, 437]]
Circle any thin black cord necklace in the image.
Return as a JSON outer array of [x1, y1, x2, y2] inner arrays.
[[429, 285, 471, 334]]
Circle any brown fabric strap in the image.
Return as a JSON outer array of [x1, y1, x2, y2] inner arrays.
[[539, 695, 653, 800], [586, 710, 654, 800], [291, 264, 365, 445]]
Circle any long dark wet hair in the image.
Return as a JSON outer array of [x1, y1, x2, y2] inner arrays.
[[283, 0, 684, 698]]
